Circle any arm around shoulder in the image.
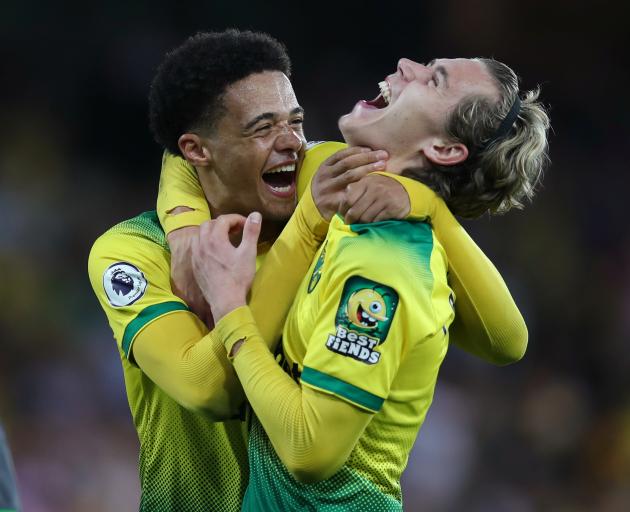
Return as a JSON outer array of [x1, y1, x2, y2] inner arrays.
[[378, 174, 528, 364], [431, 198, 527, 364]]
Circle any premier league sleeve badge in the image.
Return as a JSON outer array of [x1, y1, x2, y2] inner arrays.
[[103, 262, 148, 307]]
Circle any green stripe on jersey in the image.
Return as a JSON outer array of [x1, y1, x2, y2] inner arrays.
[[301, 366, 384, 412], [122, 301, 189, 356]]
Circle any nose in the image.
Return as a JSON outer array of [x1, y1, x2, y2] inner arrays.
[[274, 125, 303, 154], [397, 58, 415, 81], [397, 58, 429, 81]]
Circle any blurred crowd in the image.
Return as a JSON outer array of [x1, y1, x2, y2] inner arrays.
[[1, 1, 628, 510]]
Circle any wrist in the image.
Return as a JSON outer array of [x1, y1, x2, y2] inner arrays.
[[374, 172, 438, 220], [311, 195, 333, 221], [304, 184, 331, 238], [210, 294, 247, 323], [213, 305, 260, 357]]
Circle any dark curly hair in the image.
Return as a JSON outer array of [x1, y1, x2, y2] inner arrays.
[[148, 29, 292, 155], [405, 58, 550, 219]]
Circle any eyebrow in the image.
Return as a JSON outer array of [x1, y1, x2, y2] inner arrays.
[[243, 107, 304, 132], [427, 59, 449, 88]]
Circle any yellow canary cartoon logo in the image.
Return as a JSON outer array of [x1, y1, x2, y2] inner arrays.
[[346, 288, 388, 330]]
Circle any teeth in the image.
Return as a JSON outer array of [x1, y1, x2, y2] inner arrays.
[[361, 311, 376, 321], [269, 184, 292, 192], [360, 310, 377, 325], [378, 81, 391, 105], [266, 164, 296, 174]]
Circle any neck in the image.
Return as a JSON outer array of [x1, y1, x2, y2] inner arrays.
[[259, 219, 284, 243], [197, 163, 229, 214], [197, 164, 285, 244], [385, 152, 429, 175], [344, 141, 428, 175]]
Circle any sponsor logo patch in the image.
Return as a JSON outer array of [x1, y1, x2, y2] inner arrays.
[[103, 262, 147, 307], [326, 276, 398, 364]]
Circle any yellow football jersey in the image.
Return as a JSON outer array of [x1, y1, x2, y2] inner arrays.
[[88, 211, 249, 511], [88, 145, 343, 511], [242, 215, 454, 511]]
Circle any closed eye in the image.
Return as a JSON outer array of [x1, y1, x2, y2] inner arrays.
[[255, 124, 272, 133]]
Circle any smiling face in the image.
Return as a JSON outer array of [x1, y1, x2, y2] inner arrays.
[[338, 58, 500, 172], [196, 71, 306, 222], [346, 288, 389, 330]]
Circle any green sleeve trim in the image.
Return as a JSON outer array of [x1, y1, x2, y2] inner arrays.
[[301, 366, 383, 413], [122, 301, 190, 357]]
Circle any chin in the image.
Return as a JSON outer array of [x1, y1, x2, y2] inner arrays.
[[338, 115, 362, 146], [262, 200, 296, 223], [339, 114, 385, 150]]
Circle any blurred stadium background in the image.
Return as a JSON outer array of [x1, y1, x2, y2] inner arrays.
[[1, 1, 628, 510]]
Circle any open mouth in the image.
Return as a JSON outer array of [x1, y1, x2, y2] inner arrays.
[[262, 163, 297, 197], [363, 80, 392, 109], [356, 304, 378, 328]]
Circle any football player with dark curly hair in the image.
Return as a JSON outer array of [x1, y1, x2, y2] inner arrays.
[[89, 29, 438, 512]]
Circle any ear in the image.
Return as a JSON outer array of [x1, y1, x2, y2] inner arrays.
[[424, 139, 469, 167], [178, 133, 212, 167]]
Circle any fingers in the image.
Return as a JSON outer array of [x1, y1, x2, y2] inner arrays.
[[323, 146, 372, 168], [196, 215, 246, 252], [338, 180, 367, 217], [333, 159, 387, 188], [363, 175, 409, 221], [340, 174, 409, 223], [353, 199, 388, 224], [196, 220, 211, 249], [344, 196, 373, 224], [197, 213, 261, 254], [240, 212, 262, 249], [212, 214, 248, 236], [328, 149, 388, 178], [372, 206, 399, 223]]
